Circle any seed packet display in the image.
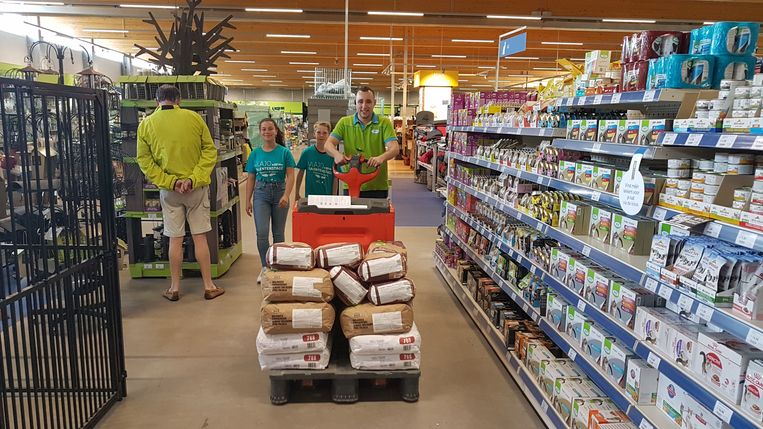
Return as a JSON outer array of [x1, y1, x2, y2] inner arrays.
[[256, 328, 329, 355], [262, 269, 334, 302], [349, 323, 421, 355], [329, 266, 368, 305], [357, 251, 407, 283], [367, 278, 415, 305], [314, 242, 364, 268], [266, 242, 315, 270]]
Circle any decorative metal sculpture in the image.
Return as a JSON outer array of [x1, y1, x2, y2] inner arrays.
[[133, 0, 236, 75]]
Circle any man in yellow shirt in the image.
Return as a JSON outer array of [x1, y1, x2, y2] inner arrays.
[[137, 84, 225, 301]]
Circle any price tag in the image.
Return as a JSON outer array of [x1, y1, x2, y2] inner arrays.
[[678, 294, 694, 312], [686, 133, 703, 146], [498, 127, 505, 134], [578, 96, 588, 105], [653, 207, 668, 221], [704, 223, 722, 238], [591, 191, 601, 202], [582, 246, 591, 257], [536, 221, 544, 231], [647, 352, 661, 368], [645, 277, 659, 293], [556, 98, 563, 107], [658, 284, 673, 300], [522, 303, 530, 314], [532, 312, 540, 323], [531, 265, 539, 275], [517, 170, 524, 179], [697, 304, 714, 321], [592, 143, 602, 152], [746, 330, 763, 349], [639, 419, 655, 429], [753, 136, 763, 151], [147, 213, 159, 219], [143, 263, 153, 270], [642, 90, 657, 102], [517, 212, 523, 221], [577, 301, 587, 312], [541, 400, 549, 413], [735, 230, 757, 249], [661, 133, 678, 145], [611, 93, 622, 104], [713, 401, 733, 424], [566, 98, 574, 106], [717, 134, 737, 148], [568, 349, 577, 361], [594, 95, 604, 105]]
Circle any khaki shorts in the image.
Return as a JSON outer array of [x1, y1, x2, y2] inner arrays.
[[159, 186, 211, 237]]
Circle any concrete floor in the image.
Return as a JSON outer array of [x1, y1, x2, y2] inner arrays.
[[98, 160, 544, 429]]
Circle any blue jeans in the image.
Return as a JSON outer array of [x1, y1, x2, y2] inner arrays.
[[253, 181, 288, 267]]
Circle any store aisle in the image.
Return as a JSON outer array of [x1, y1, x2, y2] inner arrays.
[[100, 184, 543, 428]]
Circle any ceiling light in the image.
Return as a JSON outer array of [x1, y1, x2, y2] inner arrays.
[[569, 58, 585, 61], [289, 61, 319, 65], [225, 49, 240, 53], [270, 84, 288, 87], [120, 4, 177, 9], [472, 84, 493, 87], [533, 67, 562, 71], [500, 26, 527, 38], [241, 68, 267, 72], [220, 79, 243, 82], [281, 50, 316, 55], [452, 39, 494, 43], [224, 60, 256, 64], [477, 66, 495, 69], [301, 76, 317, 79], [459, 73, 479, 76], [246, 8, 303, 13], [357, 53, 390, 57], [266, 34, 310, 38], [601, 18, 657, 23], [432, 54, 466, 58], [297, 69, 315, 73], [541, 41, 583, 46], [82, 29, 128, 33], [263, 80, 282, 83], [416, 65, 436, 68], [504, 56, 540, 60], [487, 15, 542, 20], [253, 74, 277, 78], [703, 21, 716, 25], [458, 79, 469, 82], [368, 11, 424, 17], [213, 74, 231, 77], [502, 74, 532, 77], [360, 36, 403, 41], [353, 71, 378, 75], [2, 1, 65, 4], [353, 63, 382, 67]]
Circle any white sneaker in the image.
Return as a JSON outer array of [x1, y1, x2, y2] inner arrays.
[[257, 267, 268, 284]]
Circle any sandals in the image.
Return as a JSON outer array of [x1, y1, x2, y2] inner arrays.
[[204, 287, 225, 300], [162, 289, 179, 302]]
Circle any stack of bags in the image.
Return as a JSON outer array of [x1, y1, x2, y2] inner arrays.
[[338, 241, 422, 370], [257, 242, 336, 370]]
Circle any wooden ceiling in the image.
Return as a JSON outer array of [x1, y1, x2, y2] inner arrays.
[[12, 0, 763, 90]]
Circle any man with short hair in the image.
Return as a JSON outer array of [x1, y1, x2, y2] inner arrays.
[[324, 86, 399, 199], [137, 84, 225, 301]]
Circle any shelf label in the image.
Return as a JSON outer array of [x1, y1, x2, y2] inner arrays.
[[642, 90, 657, 102], [591, 143, 602, 152], [658, 284, 673, 300], [704, 223, 722, 238], [556, 98, 563, 107], [653, 207, 668, 221], [647, 352, 661, 368], [517, 170, 524, 179], [713, 401, 733, 424], [717, 134, 737, 148], [686, 133, 703, 146], [143, 263, 153, 270], [147, 213, 159, 219], [541, 400, 549, 413], [746, 330, 763, 350], [531, 265, 539, 275], [735, 230, 757, 249], [753, 136, 763, 151], [522, 303, 530, 314], [594, 95, 604, 105], [577, 301, 587, 312], [532, 312, 540, 323], [568, 349, 577, 361], [697, 304, 714, 321], [566, 98, 574, 106], [517, 212, 523, 221], [582, 246, 591, 257], [578, 96, 588, 105], [661, 133, 678, 145], [611, 93, 622, 104], [645, 277, 659, 293], [678, 294, 693, 312], [536, 220, 544, 231], [639, 419, 654, 429], [591, 191, 602, 202]]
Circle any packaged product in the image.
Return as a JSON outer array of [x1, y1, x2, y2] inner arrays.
[[588, 409, 632, 429], [367, 278, 416, 305], [258, 340, 331, 370], [367, 240, 408, 258], [601, 338, 635, 388], [683, 393, 725, 429], [692, 331, 763, 404], [546, 293, 569, 332], [340, 303, 414, 338], [349, 351, 420, 370], [553, 377, 603, 425], [657, 375, 687, 426], [609, 281, 659, 329], [349, 323, 421, 355], [539, 359, 584, 397], [527, 343, 556, 377], [572, 398, 619, 429], [357, 251, 407, 283], [255, 327, 328, 355], [581, 322, 615, 365], [626, 358, 659, 404], [611, 215, 656, 255], [260, 302, 335, 334], [559, 200, 592, 235], [329, 266, 368, 305], [314, 242, 364, 268], [266, 242, 315, 270], [589, 206, 614, 244], [584, 269, 612, 312], [742, 359, 763, 421], [262, 268, 334, 302]]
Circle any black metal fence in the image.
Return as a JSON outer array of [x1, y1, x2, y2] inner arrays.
[[0, 78, 126, 428]]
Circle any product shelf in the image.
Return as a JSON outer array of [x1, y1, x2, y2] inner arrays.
[[447, 126, 566, 138], [657, 132, 763, 151], [417, 160, 433, 172], [550, 139, 707, 160], [445, 205, 763, 429], [123, 196, 240, 220], [554, 89, 694, 108], [128, 241, 242, 278]]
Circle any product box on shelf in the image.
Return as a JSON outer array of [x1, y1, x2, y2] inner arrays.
[[559, 200, 593, 235], [565, 306, 588, 346], [582, 322, 616, 366], [591, 166, 615, 192], [723, 117, 763, 134], [639, 119, 673, 145], [665, 323, 706, 370], [575, 162, 594, 187], [657, 375, 687, 426], [567, 120, 583, 140], [515, 331, 546, 362], [683, 394, 725, 429], [611, 214, 657, 255], [560, 160, 577, 182], [626, 358, 659, 405], [540, 358, 585, 397], [692, 331, 763, 404], [588, 409, 632, 429], [572, 398, 620, 429], [634, 307, 677, 350], [546, 293, 569, 332], [609, 282, 661, 329], [583, 120, 599, 142], [602, 338, 635, 388], [590, 206, 614, 245], [527, 342, 557, 377], [742, 359, 763, 422], [673, 118, 723, 133], [586, 50, 612, 75], [597, 120, 621, 143], [553, 248, 581, 282], [616, 120, 641, 145], [584, 268, 612, 312], [553, 377, 604, 426], [570, 258, 597, 297]]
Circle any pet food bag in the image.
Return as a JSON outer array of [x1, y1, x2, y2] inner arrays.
[[256, 327, 329, 355], [349, 323, 421, 355], [259, 340, 332, 370], [713, 55, 757, 87], [349, 352, 420, 370], [367, 241, 408, 258], [262, 269, 334, 302], [329, 266, 368, 305], [315, 242, 364, 269], [340, 303, 414, 338], [368, 278, 416, 305], [266, 242, 315, 270], [261, 302, 335, 334], [710, 22, 760, 56], [357, 251, 407, 283]]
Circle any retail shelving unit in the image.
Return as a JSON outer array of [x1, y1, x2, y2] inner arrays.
[[440, 88, 763, 429]]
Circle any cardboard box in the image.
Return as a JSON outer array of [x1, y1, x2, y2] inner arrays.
[[575, 162, 594, 187], [589, 410, 632, 429], [602, 338, 636, 388], [566, 306, 589, 346], [639, 119, 673, 145], [572, 398, 620, 429], [742, 359, 763, 422], [598, 119, 622, 143], [590, 206, 614, 244], [591, 166, 615, 192], [547, 293, 569, 332], [616, 119, 641, 144], [611, 214, 656, 255], [568, 120, 584, 140], [586, 50, 612, 75], [664, 323, 705, 370], [673, 118, 723, 133], [555, 249, 580, 283], [571, 258, 596, 296], [560, 160, 578, 182], [582, 322, 616, 365], [634, 307, 678, 350], [723, 117, 763, 134], [626, 359, 659, 405], [692, 332, 763, 404], [560, 201, 593, 235], [585, 269, 612, 312], [583, 119, 599, 142], [554, 377, 604, 425], [609, 282, 659, 329], [683, 394, 725, 429], [657, 375, 686, 426], [527, 342, 556, 377], [540, 358, 585, 397]]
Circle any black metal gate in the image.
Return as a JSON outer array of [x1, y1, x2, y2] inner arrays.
[[0, 78, 126, 428]]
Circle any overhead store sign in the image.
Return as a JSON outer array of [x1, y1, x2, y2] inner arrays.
[[499, 33, 527, 58]]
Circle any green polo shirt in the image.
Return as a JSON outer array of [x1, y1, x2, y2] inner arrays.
[[330, 113, 397, 191]]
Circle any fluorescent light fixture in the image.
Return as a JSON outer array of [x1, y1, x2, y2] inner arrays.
[[241, 68, 267, 72], [207, 67, 217, 71], [2, 1, 65, 4], [541, 41, 583, 46], [297, 69, 315, 73], [499, 26, 527, 38], [120, 4, 177, 9], [487, 15, 541, 20], [301, 76, 316, 79], [246, 8, 302, 13], [225, 49, 240, 53], [368, 11, 424, 17], [82, 29, 128, 33], [353, 71, 378, 75], [502, 74, 532, 77], [477, 66, 495, 69], [601, 18, 656, 23], [570, 58, 585, 61], [213, 74, 231, 77], [416, 65, 436, 68], [220, 79, 243, 82], [289, 61, 319, 65], [360, 36, 403, 41], [504, 56, 540, 60], [457, 79, 469, 82], [452, 39, 494, 43], [266, 33, 310, 38], [357, 53, 390, 56], [253, 74, 277, 78], [281, 50, 316, 55], [472, 84, 493, 87], [432, 54, 466, 58], [703, 21, 716, 25], [269, 84, 288, 86], [533, 67, 562, 70], [224, 60, 256, 64], [262, 80, 282, 83], [459, 73, 479, 76], [353, 63, 382, 67]]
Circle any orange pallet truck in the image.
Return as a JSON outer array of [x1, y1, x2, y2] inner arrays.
[[292, 155, 395, 248]]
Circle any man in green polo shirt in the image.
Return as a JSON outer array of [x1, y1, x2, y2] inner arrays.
[[325, 86, 399, 199]]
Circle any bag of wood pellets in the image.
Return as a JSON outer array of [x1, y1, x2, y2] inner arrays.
[[357, 251, 407, 283], [266, 242, 315, 271], [329, 266, 368, 306], [340, 303, 414, 338], [261, 302, 335, 334], [368, 278, 415, 305], [256, 327, 328, 355], [258, 340, 332, 370], [349, 351, 420, 370], [367, 241, 407, 258], [315, 242, 364, 269], [349, 323, 421, 355], [262, 269, 334, 303]]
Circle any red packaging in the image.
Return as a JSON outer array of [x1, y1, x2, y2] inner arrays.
[[632, 31, 688, 61], [621, 35, 633, 64], [621, 61, 649, 92]]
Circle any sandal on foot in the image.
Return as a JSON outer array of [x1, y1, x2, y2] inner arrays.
[[204, 287, 225, 300], [162, 289, 179, 301]]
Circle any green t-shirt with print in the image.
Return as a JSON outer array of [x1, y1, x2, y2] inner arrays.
[[330, 113, 397, 191]]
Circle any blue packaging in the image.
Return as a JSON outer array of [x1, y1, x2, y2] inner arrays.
[[689, 28, 702, 54], [690, 26, 713, 54], [710, 22, 760, 56], [654, 55, 715, 89], [712, 55, 757, 87]]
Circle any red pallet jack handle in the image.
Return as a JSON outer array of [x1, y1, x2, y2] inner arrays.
[[333, 155, 380, 198]]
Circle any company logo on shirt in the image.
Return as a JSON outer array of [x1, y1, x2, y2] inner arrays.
[[255, 160, 284, 178]]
